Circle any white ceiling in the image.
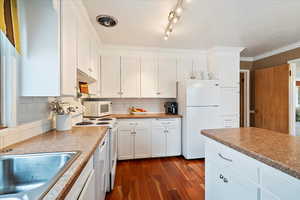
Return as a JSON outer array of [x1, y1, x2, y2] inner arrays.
[[83, 0, 300, 57]]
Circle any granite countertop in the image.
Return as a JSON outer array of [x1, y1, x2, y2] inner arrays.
[[202, 127, 300, 180], [110, 113, 182, 119], [1, 126, 108, 200]]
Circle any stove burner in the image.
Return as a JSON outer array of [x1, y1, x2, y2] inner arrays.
[[96, 122, 110, 125], [76, 122, 94, 126], [98, 118, 113, 121]]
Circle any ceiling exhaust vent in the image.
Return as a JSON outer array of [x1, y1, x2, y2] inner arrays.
[[96, 15, 118, 27]]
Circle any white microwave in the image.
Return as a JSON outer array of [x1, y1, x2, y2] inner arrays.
[[83, 101, 112, 117]]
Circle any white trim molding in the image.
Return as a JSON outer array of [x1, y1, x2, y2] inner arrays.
[[254, 41, 300, 61], [240, 57, 254, 62]]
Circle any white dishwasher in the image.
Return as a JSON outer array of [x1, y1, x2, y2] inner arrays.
[[94, 131, 109, 200]]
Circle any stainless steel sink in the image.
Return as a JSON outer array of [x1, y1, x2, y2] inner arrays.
[[0, 151, 80, 200]]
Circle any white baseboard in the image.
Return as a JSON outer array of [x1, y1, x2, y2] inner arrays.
[[0, 119, 53, 149]]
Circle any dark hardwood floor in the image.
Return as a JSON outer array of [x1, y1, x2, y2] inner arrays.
[[106, 157, 205, 200]]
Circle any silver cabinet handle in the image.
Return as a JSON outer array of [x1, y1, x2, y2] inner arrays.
[[164, 130, 168, 133], [218, 153, 233, 162], [131, 131, 136, 135], [223, 178, 228, 183]]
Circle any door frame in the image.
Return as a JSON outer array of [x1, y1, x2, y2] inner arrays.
[[240, 70, 250, 127], [288, 58, 300, 136]]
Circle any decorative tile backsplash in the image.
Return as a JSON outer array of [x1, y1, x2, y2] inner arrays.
[[103, 98, 176, 114], [17, 97, 50, 125]]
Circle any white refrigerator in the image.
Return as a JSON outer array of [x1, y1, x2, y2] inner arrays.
[[178, 80, 222, 159]]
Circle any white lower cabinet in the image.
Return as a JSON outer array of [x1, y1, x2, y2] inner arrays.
[[117, 119, 151, 160], [66, 132, 110, 200], [117, 118, 181, 160], [65, 157, 95, 200], [151, 126, 166, 157], [152, 119, 181, 157], [118, 128, 135, 160], [206, 163, 258, 200], [205, 137, 300, 200], [78, 170, 96, 200]]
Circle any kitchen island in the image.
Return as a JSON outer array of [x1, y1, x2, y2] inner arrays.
[[202, 127, 300, 200]]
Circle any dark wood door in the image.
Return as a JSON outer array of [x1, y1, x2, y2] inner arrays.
[[254, 64, 289, 133], [240, 73, 245, 127]]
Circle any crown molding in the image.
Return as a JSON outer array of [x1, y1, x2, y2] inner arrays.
[[100, 44, 208, 55], [253, 41, 300, 61], [208, 46, 245, 53], [240, 57, 254, 62]]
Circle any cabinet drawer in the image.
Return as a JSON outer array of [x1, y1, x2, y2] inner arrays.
[[118, 119, 150, 129], [152, 118, 180, 127], [205, 138, 259, 184], [261, 164, 300, 200]]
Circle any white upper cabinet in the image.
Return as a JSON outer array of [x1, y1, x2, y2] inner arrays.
[[177, 57, 193, 82], [208, 49, 241, 88], [89, 42, 99, 80], [20, 0, 60, 96], [140, 55, 177, 98], [77, 17, 91, 75], [141, 56, 159, 98], [61, 0, 77, 96], [177, 55, 208, 82], [101, 55, 121, 98], [121, 56, 141, 97], [158, 56, 177, 98]]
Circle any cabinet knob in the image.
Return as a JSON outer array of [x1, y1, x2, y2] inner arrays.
[[157, 92, 161, 95], [223, 178, 228, 183], [219, 174, 224, 179]]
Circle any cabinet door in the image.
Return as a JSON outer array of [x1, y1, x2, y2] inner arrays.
[[177, 57, 193, 82], [61, 1, 77, 96], [141, 56, 158, 97], [151, 127, 166, 157], [118, 128, 134, 160], [89, 42, 99, 80], [206, 163, 258, 200], [89, 52, 100, 96], [121, 56, 141, 97], [101, 55, 121, 98], [134, 127, 151, 158], [158, 56, 177, 98], [77, 17, 90, 75], [220, 87, 239, 116], [78, 170, 96, 200], [218, 54, 239, 87], [206, 163, 227, 200], [166, 126, 181, 156]]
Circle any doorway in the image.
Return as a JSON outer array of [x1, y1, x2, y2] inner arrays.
[[288, 59, 300, 136], [240, 70, 250, 127]]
